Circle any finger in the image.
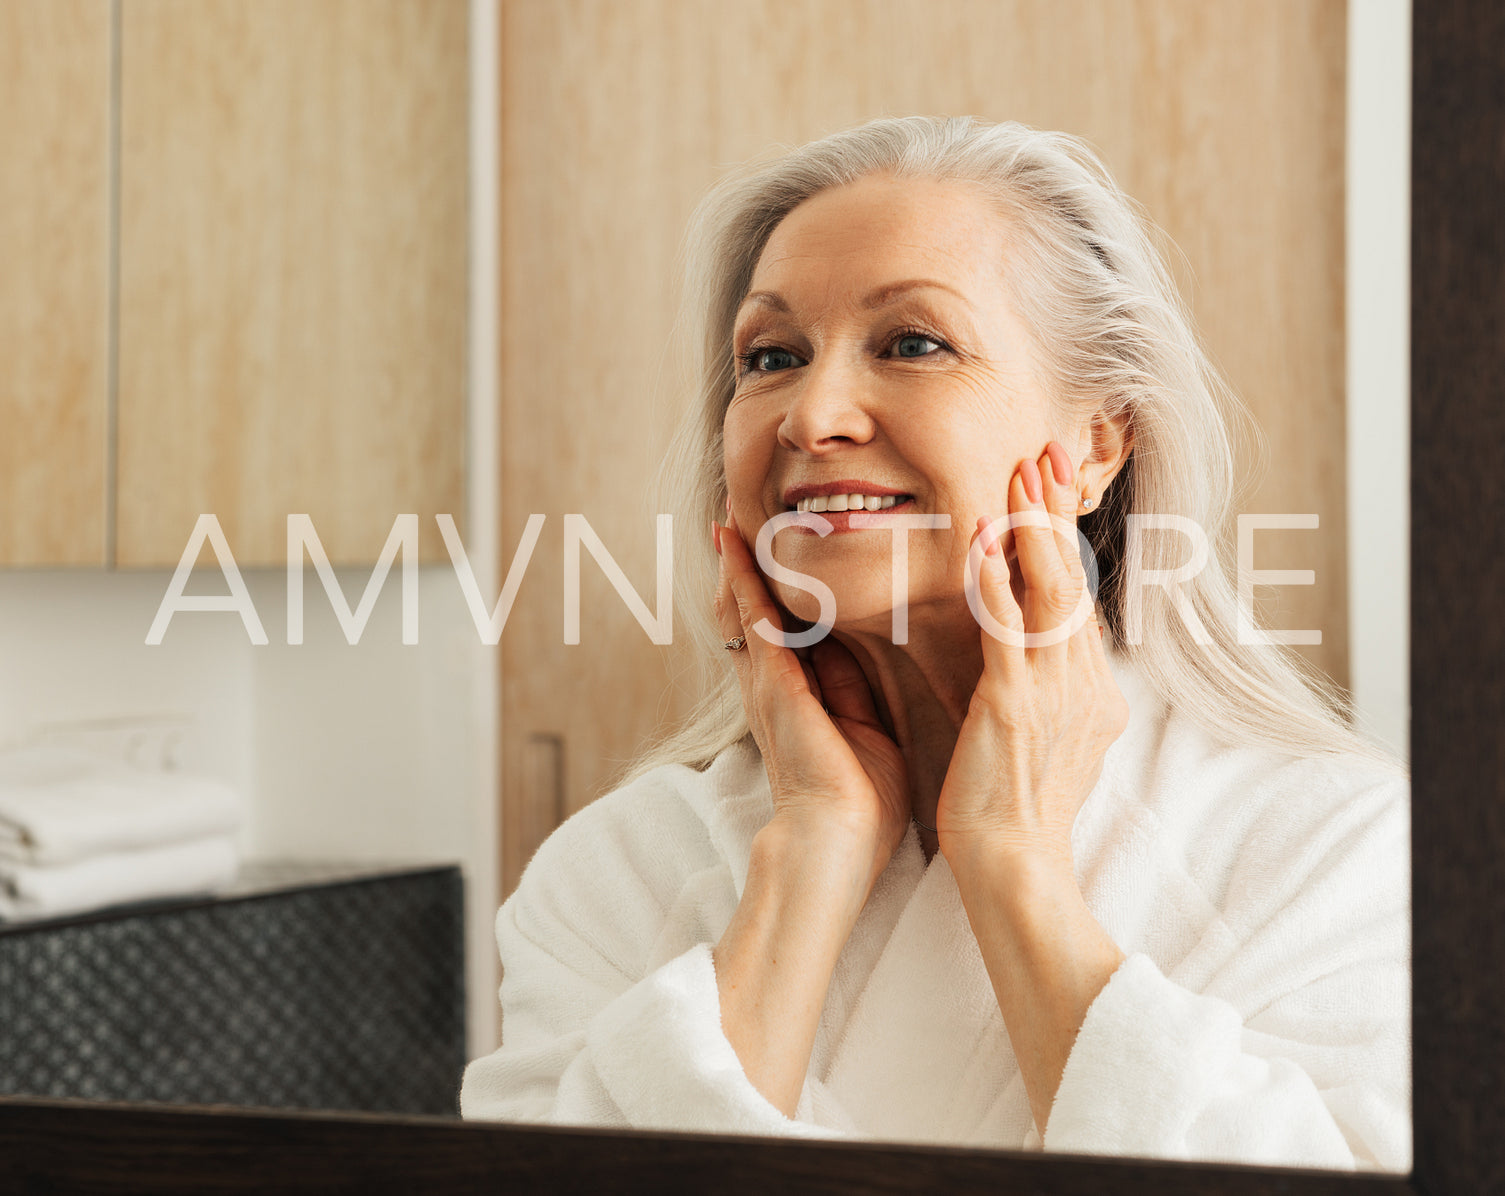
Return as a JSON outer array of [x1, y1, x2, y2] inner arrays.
[[1075, 622, 1130, 750], [713, 520, 756, 677], [791, 644, 824, 704], [712, 520, 739, 634], [714, 520, 832, 762], [1066, 610, 1120, 734], [1008, 457, 1077, 650], [1040, 444, 1096, 658], [1079, 603, 1112, 654], [1067, 603, 1105, 669], [1041, 442, 1087, 588], [971, 514, 1026, 687], [716, 511, 812, 696], [808, 637, 883, 730], [801, 658, 824, 704]]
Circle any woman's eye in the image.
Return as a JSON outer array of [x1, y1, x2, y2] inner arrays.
[[740, 347, 804, 374], [891, 332, 943, 358]]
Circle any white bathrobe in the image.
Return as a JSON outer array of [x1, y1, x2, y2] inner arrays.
[[460, 655, 1410, 1173]]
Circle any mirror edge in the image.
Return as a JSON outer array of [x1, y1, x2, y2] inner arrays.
[[0, 1096, 1417, 1193], [11, 0, 1505, 1188], [1410, 0, 1505, 1194]]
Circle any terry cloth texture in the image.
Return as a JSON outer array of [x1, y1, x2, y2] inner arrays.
[[460, 654, 1410, 1172]]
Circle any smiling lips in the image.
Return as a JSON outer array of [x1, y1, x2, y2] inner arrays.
[[783, 481, 911, 506], [778, 481, 918, 530], [795, 492, 908, 513]]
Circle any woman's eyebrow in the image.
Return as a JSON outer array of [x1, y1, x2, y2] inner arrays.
[[859, 278, 971, 309], [737, 290, 790, 316], [736, 278, 970, 318]]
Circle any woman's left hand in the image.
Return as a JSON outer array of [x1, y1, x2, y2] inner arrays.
[[936, 442, 1130, 872]]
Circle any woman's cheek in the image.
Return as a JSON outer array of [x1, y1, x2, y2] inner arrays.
[[774, 580, 826, 626], [721, 425, 768, 512]]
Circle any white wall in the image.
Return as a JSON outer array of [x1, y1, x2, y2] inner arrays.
[[0, 558, 499, 1061], [0, 571, 255, 796], [246, 563, 498, 1059], [0, 0, 503, 1066], [1347, 0, 1412, 760]]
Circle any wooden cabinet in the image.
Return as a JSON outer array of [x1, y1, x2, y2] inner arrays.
[[497, 0, 1350, 895], [0, 0, 468, 569], [117, 0, 468, 567], [0, 0, 111, 566]]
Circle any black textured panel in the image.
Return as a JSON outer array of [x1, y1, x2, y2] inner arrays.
[[0, 864, 465, 1115]]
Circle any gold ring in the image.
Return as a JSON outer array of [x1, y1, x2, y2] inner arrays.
[[723, 635, 747, 651]]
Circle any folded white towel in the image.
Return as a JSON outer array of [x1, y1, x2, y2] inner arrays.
[[0, 745, 243, 866], [0, 833, 240, 921]]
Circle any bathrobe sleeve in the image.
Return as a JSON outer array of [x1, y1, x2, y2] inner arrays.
[[458, 765, 836, 1137], [1043, 770, 1410, 1172]]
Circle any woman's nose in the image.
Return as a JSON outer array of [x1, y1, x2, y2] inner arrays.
[[775, 359, 876, 454]]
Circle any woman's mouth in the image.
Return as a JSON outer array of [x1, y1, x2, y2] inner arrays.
[[782, 493, 919, 532], [791, 492, 913, 514], [776, 481, 919, 533]]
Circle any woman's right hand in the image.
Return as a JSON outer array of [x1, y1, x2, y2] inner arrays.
[[711, 509, 910, 1116], [713, 510, 911, 884]]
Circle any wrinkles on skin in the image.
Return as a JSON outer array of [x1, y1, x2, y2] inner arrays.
[[715, 173, 1135, 1133], [826, 614, 983, 848]]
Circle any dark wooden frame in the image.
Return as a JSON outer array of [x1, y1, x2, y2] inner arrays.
[[3, 0, 1499, 1189]]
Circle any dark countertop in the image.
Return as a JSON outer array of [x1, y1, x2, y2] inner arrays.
[[0, 858, 462, 935]]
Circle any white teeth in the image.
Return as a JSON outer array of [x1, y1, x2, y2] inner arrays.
[[794, 493, 907, 513]]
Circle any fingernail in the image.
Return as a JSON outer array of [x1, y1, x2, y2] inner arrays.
[[973, 515, 998, 558], [1021, 458, 1043, 504], [1047, 442, 1073, 486], [725, 495, 731, 513], [711, 519, 722, 554]]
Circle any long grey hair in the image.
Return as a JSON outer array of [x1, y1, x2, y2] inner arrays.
[[628, 115, 1395, 781]]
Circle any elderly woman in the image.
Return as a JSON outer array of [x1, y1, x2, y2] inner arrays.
[[460, 117, 1409, 1172]]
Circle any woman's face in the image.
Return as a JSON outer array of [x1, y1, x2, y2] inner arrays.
[[723, 173, 1084, 637]]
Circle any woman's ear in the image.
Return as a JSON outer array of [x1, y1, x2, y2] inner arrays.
[[1078, 410, 1133, 498]]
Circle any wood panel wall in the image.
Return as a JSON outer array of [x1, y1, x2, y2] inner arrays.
[[116, 0, 468, 567], [499, 0, 1348, 894], [0, 0, 111, 566]]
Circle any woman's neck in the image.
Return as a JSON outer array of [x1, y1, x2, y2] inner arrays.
[[835, 604, 986, 857]]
